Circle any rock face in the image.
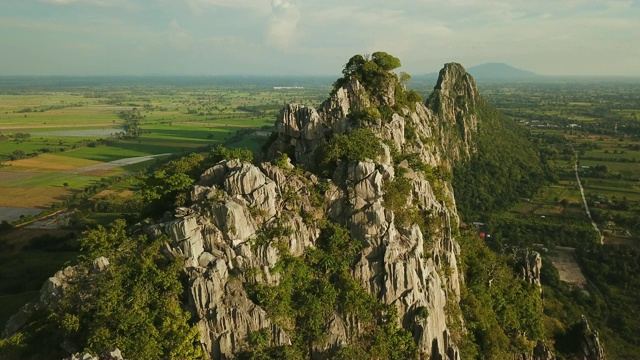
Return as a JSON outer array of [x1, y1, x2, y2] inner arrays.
[[0, 62, 606, 360], [2, 263, 84, 338], [142, 64, 485, 359], [574, 315, 605, 360], [65, 348, 126, 360], [426, 63, 480, 163], [517, 250, 543, 290]]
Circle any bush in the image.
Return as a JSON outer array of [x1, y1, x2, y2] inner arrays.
[[321, 128, 382, 167]]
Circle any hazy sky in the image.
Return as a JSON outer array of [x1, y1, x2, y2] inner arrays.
[[1, 0, 639, 76]]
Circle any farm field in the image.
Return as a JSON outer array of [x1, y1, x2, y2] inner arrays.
[[482, 81, 640, 248], [480, 80, 640, 358], [0, 76, 331, 221], [0, 76, 332, 325]]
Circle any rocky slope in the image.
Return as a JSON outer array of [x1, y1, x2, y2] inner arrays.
[[2, 59, 606, 360], [141, 62, 482, 359]]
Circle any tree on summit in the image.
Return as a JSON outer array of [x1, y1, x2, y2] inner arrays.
[[334, 51, 422, 112], [371, 51, 401, 71], [335, 51, 402, 92]]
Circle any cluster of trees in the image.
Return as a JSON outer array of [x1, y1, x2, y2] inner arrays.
[[576, 244, 640, 356], [333, 52, 421, 111], [118, 109, 143, 138], [245, 221, 417, 359], [486, 214, 600, 248], [0, 220, 202, 359], [457, 231, 544, 358], [540, 244, 640, 359], [453, 100, 551, 220], [138, 146, 253, 216], [319, 128, 382, 175]]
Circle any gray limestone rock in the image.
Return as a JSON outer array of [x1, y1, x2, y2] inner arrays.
[[518, 250, 543, 290], [3, 265, 80, 337], [2, 62, 512, 360], [150, 66, 476, 359]]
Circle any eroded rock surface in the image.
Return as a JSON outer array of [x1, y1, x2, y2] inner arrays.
[[145, 64, 485, 359]]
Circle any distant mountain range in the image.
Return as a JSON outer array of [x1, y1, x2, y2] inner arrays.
[[466, 62, 539, 80], [419, 62, 540, 82]]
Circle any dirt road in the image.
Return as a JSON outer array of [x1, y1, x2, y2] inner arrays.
[[65, 153, 172, 174], [574, 153, 604, 245]]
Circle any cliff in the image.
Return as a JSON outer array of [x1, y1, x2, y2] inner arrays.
[[146, 56, 477, 358], [2, 55, 604, 360]]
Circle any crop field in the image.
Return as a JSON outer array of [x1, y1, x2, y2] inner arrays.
[[483, 81, 640, 247], [0, 76, 332, 324], [0, 77, 331, 216]]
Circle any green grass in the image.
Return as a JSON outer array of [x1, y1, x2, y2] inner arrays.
[[58, 146, 153, 162], [0, 172, 99, 188], [579, 159, 640, 178]]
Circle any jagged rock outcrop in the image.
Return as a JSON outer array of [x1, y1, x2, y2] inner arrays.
[[1, 60, 605, 360], [2, 257, 110, 339], [532, 340, 555, 360], [65, 348, 126, 360], [426, 63, 480, 163], [574, 316, 605, 360], [518, 340, 555, 360], [517, 250, 543, 291], [141, 63, 486, 359]]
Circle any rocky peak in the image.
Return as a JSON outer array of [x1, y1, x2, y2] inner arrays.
[[575, 316, 606, 360], [149, 58, 472, 359], [431, 63, 480, 105], [426, 62, 480, 161], [517, 250, 543, 291]]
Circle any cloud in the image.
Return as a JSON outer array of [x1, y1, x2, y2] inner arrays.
[[168, 19, 194, 51], [266, 0, 301, 50], [40, 0, 127, 7], [186, 0, 271, 15]]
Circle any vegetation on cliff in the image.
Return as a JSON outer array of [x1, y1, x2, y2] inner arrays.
[[0, 220, 202, 360], [457, 230, 544, 358], [245, 222, 416, 359], [0, 53, 562, 360], [452, 99, 549, 220]]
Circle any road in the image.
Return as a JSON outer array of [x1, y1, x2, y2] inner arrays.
[[65, 153, 172, 174], [574, 153, 604, 245]]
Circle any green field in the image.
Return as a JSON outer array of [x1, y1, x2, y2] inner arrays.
[[482, 81, 640, 248], [0, 79, 330, 214], [0, 77, 331, 327]]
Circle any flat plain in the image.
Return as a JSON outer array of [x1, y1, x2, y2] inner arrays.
[[0, 76, 332, 325]]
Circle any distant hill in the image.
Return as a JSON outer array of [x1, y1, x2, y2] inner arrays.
[[416, 63, 540, 84], [466, 63, 539, 80]]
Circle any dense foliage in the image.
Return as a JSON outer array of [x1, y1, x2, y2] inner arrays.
[[139, 145, 253, 216], [575, 245, 640, 357], [486, 213, 600, 248], [457, 231, 545, 359], [333, 52, 422, 111], [245, 221, 417, 359], [453, 100, 549, 220], [321, 128, 382, 167], [119, 109, 143, 138], [0, 220, 202, 360]]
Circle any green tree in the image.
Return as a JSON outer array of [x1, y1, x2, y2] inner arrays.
[[1, 220, 202, 360], [371, 51, 401, 72], [246, 222, 417, 359]]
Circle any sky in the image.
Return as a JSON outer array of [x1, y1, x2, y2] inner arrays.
[[0, 0, 639, 76]]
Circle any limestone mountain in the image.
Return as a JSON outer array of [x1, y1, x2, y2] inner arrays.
[[156, 52, 471, 358], [0, 53, 601, 360]]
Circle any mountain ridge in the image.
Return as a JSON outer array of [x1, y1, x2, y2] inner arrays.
[[0, 53, 604, 360], [419, 62, 540, 82]]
